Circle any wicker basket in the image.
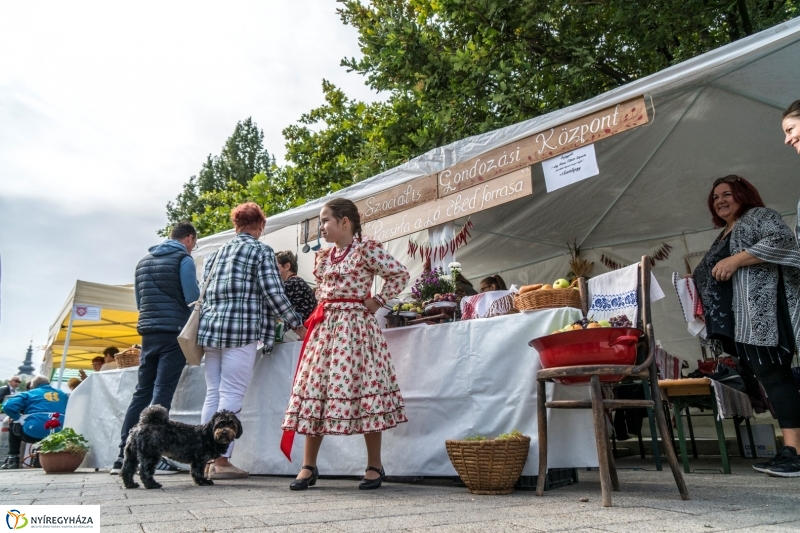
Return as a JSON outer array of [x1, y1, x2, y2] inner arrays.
[[116, 346, 141, 368], [445, 436, 531, 495], [514, 280, 581, 311]]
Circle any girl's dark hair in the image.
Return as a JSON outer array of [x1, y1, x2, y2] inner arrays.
[[275, 250, 298, 274], [481, 275, 507, 291], [707, 175, 765, 228], [782, 100, 800, 120], [324, 198, 362, 240]]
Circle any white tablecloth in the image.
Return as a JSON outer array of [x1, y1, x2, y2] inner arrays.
[[65, 307, 598, 475]]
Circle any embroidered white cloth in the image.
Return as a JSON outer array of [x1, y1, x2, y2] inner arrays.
[[460, 290, 515, 320], [671, 272, 706, 337], [587, 263, 665, 324]]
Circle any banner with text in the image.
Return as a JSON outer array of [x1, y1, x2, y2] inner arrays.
[[437, 96, 647, 197], [72, 305, 101, 322], [363, 166, 532, 242]]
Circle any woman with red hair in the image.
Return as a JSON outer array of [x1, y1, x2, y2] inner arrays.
[[197, 202, 306, 479], [693, 176, 800, 478]]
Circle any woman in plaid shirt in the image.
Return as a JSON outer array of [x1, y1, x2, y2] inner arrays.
[[198, 202, 306, 480]]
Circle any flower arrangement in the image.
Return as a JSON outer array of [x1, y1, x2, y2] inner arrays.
[[411, 262, 462, 302]]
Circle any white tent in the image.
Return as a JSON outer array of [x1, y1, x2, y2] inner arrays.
[[196, 17, 800, 362]]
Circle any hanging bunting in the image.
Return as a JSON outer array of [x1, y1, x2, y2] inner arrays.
[[407, 219, 474, 261], [600, 242, 674, 270]]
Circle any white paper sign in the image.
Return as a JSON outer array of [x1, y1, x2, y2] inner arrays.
[[72, 304, 101, 321], [542, 143, 599, 192]]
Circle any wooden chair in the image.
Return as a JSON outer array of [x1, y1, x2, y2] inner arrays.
[[535, 256, 689, 507]]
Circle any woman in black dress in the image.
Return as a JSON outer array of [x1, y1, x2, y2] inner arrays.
[[693, 176, 800, 478], [275, 251, 317, 322]]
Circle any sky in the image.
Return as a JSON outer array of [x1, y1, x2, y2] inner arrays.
[[0, 1, 380, 379]]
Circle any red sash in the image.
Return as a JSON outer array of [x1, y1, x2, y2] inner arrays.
[[280, 298, 365, 461]]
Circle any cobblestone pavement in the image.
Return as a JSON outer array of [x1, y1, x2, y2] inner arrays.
[[1, 457, 799, 532]]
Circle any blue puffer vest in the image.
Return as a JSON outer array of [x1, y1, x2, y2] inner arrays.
[[136, 248, 191, 334]]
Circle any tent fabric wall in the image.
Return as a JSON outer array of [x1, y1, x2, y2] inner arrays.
[[43, 280, 140, 374]]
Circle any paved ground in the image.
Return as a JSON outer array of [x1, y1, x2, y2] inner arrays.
[[1, 457, 799, 532]]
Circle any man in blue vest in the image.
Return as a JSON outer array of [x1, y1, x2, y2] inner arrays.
[[1, 376, 69, 469], [110, 221, 200, 475]]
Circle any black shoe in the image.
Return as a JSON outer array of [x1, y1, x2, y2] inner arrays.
[[0, 456, 20, 470], [754, 446, 798, 473], [110, 459, 123, 475], [358, 466, 385, 490], [32, 453, 41, 469], [765, 447, 800, 478], [289, 465, 319, 490]]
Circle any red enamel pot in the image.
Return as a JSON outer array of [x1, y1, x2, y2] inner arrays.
[[528, 327, 642, 385]]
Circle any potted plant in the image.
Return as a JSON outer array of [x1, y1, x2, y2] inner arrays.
[[445, 430, 531, 494], [36, 425, 90, 474]]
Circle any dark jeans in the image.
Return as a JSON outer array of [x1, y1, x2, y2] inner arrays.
[[118, 332, 186, 455], [8, 423, 40, 456]]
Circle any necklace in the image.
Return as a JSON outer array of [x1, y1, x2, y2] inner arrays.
[[330, 241, 353, 264]]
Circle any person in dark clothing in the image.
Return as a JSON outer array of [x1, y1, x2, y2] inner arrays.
[[109, 222, 200, 475], [0, 375, 21, 407], [275, 250, 317, 322], [693, 176, 800, 478]]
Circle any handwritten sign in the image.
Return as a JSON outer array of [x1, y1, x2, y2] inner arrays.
[[363, 167, 532, 242], [437, 96, 647, 197], [542, 144, 599, 192], [356, 175, 437, 223]]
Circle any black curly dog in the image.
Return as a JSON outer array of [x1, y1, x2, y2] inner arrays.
[[121, 405, 242, 489]]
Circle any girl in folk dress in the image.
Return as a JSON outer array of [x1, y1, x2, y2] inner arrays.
[[281, 198, 410, 490]]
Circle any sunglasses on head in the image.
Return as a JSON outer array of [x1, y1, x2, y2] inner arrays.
[[713, 176, 741, 187]]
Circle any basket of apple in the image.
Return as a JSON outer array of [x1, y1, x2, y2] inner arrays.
[[513, 277, 582, 311], [529, 315, 641, 385]]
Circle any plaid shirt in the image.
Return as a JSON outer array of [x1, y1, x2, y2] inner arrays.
[[197, 233, 302, 349]]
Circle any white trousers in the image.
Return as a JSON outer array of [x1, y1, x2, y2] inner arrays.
[[201, 342, 258, 458]]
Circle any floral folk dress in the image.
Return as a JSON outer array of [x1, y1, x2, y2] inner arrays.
[[281, 239, 410, 435]]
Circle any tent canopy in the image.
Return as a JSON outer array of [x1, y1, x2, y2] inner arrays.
[[201, 15, 800, 264], [193, 18, 800, 362], [44, 280, 140, 372]]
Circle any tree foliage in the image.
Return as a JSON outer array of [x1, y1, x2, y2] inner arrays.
[[161, 117, 278, 237], [165, 0, 798, 236]]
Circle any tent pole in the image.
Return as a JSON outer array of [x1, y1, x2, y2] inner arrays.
[[55, 310, 75, 390]]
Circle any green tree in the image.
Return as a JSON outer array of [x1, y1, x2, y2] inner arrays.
[[168, 1, 798, 235], [161, 117, 278, 237]]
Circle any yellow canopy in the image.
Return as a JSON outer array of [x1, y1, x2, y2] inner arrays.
[[43, 280, 140, 373]]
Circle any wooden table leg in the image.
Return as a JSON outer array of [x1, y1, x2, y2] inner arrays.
[[711, 399, 731, 474], [672, 397, 691, 474]]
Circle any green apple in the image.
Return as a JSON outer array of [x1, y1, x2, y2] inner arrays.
[[553, 278, 570, 289], [598, 320, 611, 328]]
